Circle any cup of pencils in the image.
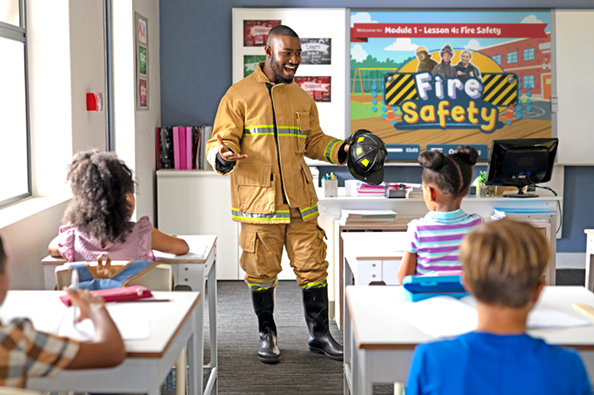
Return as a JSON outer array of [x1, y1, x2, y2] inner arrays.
[[322, 173, 338, 198]]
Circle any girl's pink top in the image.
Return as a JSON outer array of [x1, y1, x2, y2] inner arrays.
[[57, 216, 155, 262]]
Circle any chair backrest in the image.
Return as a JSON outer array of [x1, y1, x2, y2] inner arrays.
[[55, 261, 173, 291]]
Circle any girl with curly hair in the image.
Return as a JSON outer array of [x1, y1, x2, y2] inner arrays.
[[397, 146, 483, 284], [48, 150, 188, 261]]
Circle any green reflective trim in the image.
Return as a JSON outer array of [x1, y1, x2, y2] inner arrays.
[[330, 140, 341, 163], [232, 209, 291, 221], [248, 278, 279, 291], [277, 126, 300, 130], [301, 279, 328, 289], [302, 210, 319, 220], [278, 128, 307, 138], [300, 204, 319, 219], [245, 125, 274, 129], [243, 127, 274, 136], [324, 139, 340, 164]]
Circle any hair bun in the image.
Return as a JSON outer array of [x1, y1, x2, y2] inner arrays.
[[418, 150, 446, 171], [453, 145, 479, 166]]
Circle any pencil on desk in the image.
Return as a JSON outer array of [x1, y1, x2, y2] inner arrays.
[[572, 303, 594, 321]]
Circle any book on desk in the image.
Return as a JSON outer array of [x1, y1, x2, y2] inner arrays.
[[491, 207, 556, 221], [340, 209, 397, 224]]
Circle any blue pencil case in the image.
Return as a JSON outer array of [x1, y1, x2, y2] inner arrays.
[[402, 275, 469, 302]]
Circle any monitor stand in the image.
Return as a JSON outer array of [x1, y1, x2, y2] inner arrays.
[[503, 186, 538, 198]]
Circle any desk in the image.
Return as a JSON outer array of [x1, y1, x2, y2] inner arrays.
[[586, 230, 594, 292], [0, 291, 201, 395], [343, 286, 594, 395], [317, 189, 562, 321], [336, 232, 408, 329], [41, 235, 218, 395]]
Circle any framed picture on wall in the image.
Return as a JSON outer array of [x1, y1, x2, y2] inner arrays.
[[135, 12, 149, 110]]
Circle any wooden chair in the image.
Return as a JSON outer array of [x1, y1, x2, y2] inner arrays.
[[55, 261, 187, 395]]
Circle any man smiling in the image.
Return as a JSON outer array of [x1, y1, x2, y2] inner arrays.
[[206, 25, 348, 364]]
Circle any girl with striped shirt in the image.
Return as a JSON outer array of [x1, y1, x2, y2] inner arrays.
[[397, 146, 483, 284]]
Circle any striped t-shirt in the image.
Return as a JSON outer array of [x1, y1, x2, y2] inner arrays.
[[407, 209, 483, 275]]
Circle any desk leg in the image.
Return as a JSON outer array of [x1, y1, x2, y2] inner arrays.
[[44, 266, 56, 290], [206, 255, 218, 395], [344, 259, 354, 395], [195, 266, 205, 395], [187, 308, 201, 395], [586, 252, 594, 292]]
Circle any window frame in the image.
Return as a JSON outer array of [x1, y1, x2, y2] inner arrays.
[[524, 75, 535, 89], [507, 51, 518, 64], [0, 0, 31, 207], [523, 47, 535, 61], [492, 54, 502, 65]]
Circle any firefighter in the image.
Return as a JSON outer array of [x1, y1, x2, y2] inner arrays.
[[205, 25, 348, 364]]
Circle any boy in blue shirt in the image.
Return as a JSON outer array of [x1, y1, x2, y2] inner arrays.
[[406, 219, 592, 395]]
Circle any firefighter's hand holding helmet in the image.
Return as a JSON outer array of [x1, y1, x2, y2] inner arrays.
[[345, 129, 388, 186]]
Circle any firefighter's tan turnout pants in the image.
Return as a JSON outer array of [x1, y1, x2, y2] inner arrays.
[[238, 208, 328, 290]]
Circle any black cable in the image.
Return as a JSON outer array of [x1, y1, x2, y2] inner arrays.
[[535, 185, 563, 234]]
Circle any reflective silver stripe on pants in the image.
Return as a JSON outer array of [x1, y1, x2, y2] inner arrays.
[[302, 279, 328, 290], [248, 278, 279, 291]]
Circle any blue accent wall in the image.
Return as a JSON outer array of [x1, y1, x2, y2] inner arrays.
[[160, 1, 594, 252]]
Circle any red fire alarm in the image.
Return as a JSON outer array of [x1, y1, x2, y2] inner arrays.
[[86, 92, 103, 111]]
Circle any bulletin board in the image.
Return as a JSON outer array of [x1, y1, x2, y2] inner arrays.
[[350, 10, 553, 162], [232, 8, 347, 141]]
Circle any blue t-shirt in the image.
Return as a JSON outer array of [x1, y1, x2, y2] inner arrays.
[[406, 332, 592, 395]]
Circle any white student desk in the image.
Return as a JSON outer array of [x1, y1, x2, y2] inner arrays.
[[0, 290, 201, 395], [344, 285, 594, 395], [41, 235, 218, 395], [585, 229, 594, 291], [336, 232, 408, 329]]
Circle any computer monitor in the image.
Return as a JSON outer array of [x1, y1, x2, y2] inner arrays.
[[485, 138, 558, 198]]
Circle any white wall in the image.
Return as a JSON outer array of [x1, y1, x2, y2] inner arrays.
[[113, 0, 160, 223], [133, 0, 160, 222], [69, 0, 107, 153]]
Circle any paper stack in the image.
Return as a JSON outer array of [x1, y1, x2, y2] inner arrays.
[[341, 209, 397, 224]]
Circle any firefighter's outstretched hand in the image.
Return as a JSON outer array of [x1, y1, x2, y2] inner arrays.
[[344, 144, 350, 153], [217, 134, 247, 162]]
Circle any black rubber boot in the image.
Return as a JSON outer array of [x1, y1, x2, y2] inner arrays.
[[302, 286, 344, 361], [252, 288, 280, 364]]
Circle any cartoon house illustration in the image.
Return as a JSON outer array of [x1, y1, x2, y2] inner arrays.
[[479, 32, 551, 101]]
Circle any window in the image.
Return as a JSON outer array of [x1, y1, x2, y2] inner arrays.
[[523, 48, 535, 61], [492, 55, 502, 65], [507, 51, 518, 64], [523, 75, 535, 89], [0, 0, 30, 206]]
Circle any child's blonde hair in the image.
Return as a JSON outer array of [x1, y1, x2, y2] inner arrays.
[[461, 219, 549, 308]]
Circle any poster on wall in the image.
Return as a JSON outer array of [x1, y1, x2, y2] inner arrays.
[[243, 20, 281, 46], [244, 55, 266, 77], [294, 76, 331, 102], [350, 10, 552, 161], [300, 38, 332, 64], [135, 12, 149, 110]]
